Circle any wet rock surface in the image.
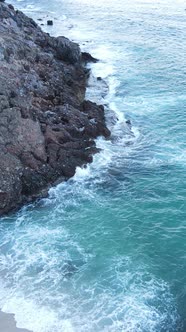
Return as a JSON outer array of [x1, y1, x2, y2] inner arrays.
[[0, 2, 110, 215]]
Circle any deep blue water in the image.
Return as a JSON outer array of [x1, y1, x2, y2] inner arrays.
[[0, 0, 186, 331]]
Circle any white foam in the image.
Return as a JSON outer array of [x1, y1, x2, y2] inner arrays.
[[0, 255, 179, 332], [1, 295, 74, 332]]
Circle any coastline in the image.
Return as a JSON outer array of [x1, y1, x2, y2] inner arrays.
[[0, 311, 32, 332], [0, 2, 110, 216], [0, 1, 110, 332]]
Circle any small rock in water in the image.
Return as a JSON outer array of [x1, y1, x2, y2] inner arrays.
[[47, 20, 53, 26], [126, 119, 132, 126], [126, 119, 133, 131]]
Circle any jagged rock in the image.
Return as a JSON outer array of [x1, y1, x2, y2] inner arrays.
[[54, 36, 82, 64], [82, 52, 98, 64], [0, 2, 110, 215]]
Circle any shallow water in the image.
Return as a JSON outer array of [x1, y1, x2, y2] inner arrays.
[[0, 0, 186, 331]]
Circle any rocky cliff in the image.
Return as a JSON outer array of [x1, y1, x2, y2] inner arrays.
[[0, 2, 110, 215]]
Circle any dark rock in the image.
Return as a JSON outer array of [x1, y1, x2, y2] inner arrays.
[[54, 36, 81, 64], [126, 119, 132, 129], [126, 119, 131, 125], [47, 20, 53, 26], [8, 4, 14, 10], [0, 2, 110, 215], [82, 52, 98, 63]]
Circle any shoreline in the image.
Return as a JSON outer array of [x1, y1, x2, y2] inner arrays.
[[0, 311, 32, 332], [0, 1, 110, 332]]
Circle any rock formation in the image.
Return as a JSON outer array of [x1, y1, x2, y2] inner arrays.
[[0, 2, 110, 215]]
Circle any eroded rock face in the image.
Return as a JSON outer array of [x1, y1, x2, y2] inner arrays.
[[0, 2, 110, 215]]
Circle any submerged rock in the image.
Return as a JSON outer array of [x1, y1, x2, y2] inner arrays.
[[0, 2, 110, 215]]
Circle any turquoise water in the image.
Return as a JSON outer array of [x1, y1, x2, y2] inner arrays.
[[0, 0, 186, 331]]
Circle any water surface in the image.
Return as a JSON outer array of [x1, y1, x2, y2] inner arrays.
[[0, 0, 186, 331]]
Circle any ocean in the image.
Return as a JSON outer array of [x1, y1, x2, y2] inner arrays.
[[0, 0, 186, 331]]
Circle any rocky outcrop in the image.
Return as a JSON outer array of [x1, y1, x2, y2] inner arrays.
[[0, 3, 110, 215]]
